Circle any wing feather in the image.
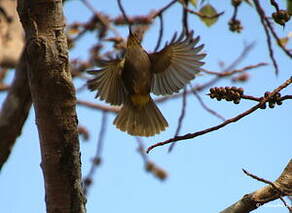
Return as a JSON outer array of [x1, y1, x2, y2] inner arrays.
[[149, 31, 206, 95], [87, 58, 127, 106]]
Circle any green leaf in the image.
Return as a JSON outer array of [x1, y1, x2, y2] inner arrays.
[[278, 37, 289, 47], [287, 0, 292, 15], [189, 0, 197, 7], [199, 4, 218, 27]]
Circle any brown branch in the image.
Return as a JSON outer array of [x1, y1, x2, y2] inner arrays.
[[269, 0, 280, 11], [154, 14, 164, 52], [182, 0, 189, 33], [83, 112, 108, 196], [17, 0, 86, 212], [0, 54, 31, 171], [220, 160, 292, 213], [151, 0, 178, 19], [77, 100, 120, 113], [147, 77, 292, 153], [253, 0, 279, 75], [117, 0, 131, 29], [241, 94, 261, 102], [78, 125, 90, 141], [136, 137, 168, 181], [266, 16, 292, 58], [242, 94, 292, 102], [242, 169, 292, 211], [192, 89, 226, 121], [80, 0, 96, 14], [201, 62, 268, 77], [168, 87, 187, 152]]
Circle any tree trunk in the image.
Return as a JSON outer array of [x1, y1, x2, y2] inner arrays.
[[17, 0, 86, 212]]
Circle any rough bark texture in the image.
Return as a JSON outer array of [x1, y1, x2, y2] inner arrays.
[[220, 160, 292, 213], [0, 54, 31, 171], [0, 0, 23, 68], [17, 0, 86, 212]]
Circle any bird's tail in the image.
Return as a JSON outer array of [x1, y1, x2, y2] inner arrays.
[[114, 97, 168, 137]]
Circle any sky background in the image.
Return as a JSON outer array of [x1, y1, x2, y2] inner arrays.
[[0, 0, 291, 213]]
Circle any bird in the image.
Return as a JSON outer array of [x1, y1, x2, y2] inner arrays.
[[87, 30, 206, 137]]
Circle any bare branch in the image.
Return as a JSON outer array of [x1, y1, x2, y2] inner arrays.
[[168, 88, 187, 152], [220, 160, 292, 213], [253, 0, 279, 75], [0, 54, 31, 171], [147, 77, 292, 153], [242, 169, 292, 211], [192, 89, 226, 121], [83, 112, 108, 196], [77, 100, 120, 113]]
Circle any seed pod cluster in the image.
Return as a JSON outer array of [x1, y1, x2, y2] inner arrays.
[[228, 19, 243, 33], [232, 0, 242, 7], [272, 10, 291, 26], [259, 92, 282, 109], [209, 86, 244, 104]]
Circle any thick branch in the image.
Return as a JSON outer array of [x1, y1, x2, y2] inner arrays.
[[0, 0, 24, 68], [0, 54, 31, 171], [17, 0, 86, 212], [220, 160, 292, 213]]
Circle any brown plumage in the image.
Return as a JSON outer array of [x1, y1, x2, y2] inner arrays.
[[87, 31, 206, 137]]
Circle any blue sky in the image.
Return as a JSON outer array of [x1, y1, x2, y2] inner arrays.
[[0, 1, 291, 213]]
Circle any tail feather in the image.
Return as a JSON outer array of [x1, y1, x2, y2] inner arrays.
[[114, 98, 168, 136]]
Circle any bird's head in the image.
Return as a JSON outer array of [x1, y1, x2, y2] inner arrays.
[[127, 27, 143, 48]]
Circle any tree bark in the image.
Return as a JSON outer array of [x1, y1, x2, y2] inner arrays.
[[0, 0, 27, 171], [17, 0, 86, 212], [220, 160, 292, 213], [0, 54, 31, 171]]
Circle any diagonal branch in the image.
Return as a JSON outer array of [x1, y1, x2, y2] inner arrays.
[[0, 54, 31, 171], [220, 160, 292, 213], [147, 77, 292, 153]]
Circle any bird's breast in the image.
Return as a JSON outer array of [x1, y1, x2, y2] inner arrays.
[[122, 48, 152, 98]]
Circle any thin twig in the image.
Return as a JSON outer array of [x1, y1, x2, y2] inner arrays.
[[201, 62, 268, 77], [269, 0, 280, 12], [182, 0, 189, 33], [80, 0, 96, 13], [180, 1, 224, 19], [224, 42, 255, 73], [154, 15, 164, 52], [147, 77, 292, 153], [265, 16, 292, 58], [152, 0, 178, 18], [83, 112, 108, 195], [253, 0, 279, 75], [135, 137, 148, 163], [135, 137, 168, 181], [168, 87, 187, 152], [241, 95, 261, 102], [77, 100, 120, 113], [117, 0, 131, 29], [191, 88, 226, 121]]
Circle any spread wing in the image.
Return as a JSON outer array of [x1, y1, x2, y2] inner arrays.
[[87, 58, 127, 106], [149, 31, 206, 96]]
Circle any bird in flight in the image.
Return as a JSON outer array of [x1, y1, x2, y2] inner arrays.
[[87, 30, 205, 137]]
